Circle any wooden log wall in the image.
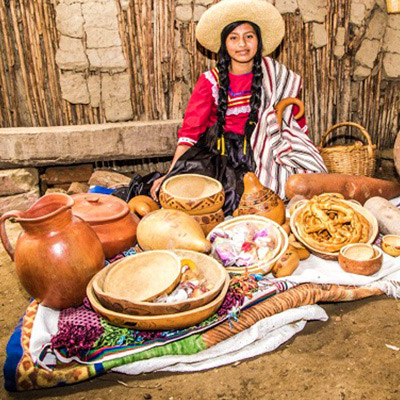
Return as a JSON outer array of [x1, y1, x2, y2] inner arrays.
[[0, 0, 399, 151]]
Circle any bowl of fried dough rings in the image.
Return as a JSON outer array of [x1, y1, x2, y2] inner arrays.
[[289, 193, 378, 260]]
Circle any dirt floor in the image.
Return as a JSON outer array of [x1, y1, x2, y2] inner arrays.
[[1, 221, 400, 400]]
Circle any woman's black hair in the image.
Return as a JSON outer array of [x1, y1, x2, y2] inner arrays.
[[207, 20, 263, 149]]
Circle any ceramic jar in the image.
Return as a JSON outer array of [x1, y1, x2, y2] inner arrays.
[[0, 193, 105, 309], [71, 193, 139, 259]]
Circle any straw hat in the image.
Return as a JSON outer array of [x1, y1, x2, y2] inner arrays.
[[196, 0, 285, 56]]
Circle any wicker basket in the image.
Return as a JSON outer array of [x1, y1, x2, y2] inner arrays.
[[319, 122, 376, 177]]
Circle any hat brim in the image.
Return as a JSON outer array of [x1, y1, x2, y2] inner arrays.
[[196, 0, 285, 56]]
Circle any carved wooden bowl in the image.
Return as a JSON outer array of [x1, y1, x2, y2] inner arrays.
[[87, 275, 230, 330], [290, 199, 378, 260], [159, 174, 225, 215], [93, 250, 228, 316], [94, 251, 182, 311], [207, 215, 289, 275], [192, 209, 225, 235], [339, 244, 383, 276]]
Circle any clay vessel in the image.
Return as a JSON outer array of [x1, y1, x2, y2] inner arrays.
[[159, 174, 225, 215], [234, 172, 285, 225], [0, 194, 105, 309], [137, 209, 211, 253], [191, 209, 225, 235], [71, 193, 139, 259], [339, 244, 383, 276]]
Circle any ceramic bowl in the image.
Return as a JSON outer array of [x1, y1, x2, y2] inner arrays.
[[290, 199, 378, 260], [94, 250, 228, 316], [98, 251, 182, 304], [192, 209, 225, 235], [338, 243, 383, 276], [87, 275, 230, 330], [207, 215, 288, 275], [382, 235, 400, 257], [159, 174, 225, 215]]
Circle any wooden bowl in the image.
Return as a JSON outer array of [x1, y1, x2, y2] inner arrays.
[[339, 244, 383, 276], [192, 209, 225, 235], [207, 215, 288, 275], [290, 199, 378, 260], [87, 275, 230, 330], [159, 174, 225, 215], [382, 235, 400, 257], [94, 250, 228, 316], [98, 251, 182, 305]]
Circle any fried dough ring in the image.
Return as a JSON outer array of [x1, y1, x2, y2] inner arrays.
[[295, 194, 370, 253]]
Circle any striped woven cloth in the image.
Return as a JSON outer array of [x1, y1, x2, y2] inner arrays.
[[251, 57, 328, 199]]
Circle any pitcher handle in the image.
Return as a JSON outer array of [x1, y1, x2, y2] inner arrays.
[[0, 210, 22, 261]]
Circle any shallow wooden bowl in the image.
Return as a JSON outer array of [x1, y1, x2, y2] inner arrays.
[[339, 244, 383, 276], [95, 250, 228, 315], [87, 275, 230, 330], [290, 199, 378, 260], [382, 235, 400, 257], [159, 174, 225, 215], [207, 215, 288, 275], [192, 209, 225, 235], [95, 251, 182, 310]]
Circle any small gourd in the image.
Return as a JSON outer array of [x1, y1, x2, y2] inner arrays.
[[234, 172, 285, 225]]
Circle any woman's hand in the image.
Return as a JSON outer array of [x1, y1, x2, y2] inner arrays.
[[150, 176, 166, 201]]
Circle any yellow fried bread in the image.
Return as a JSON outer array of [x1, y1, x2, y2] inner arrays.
[[295, 193, 370, 253]]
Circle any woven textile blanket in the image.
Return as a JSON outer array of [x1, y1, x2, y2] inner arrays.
[[4, 202, 400, 392]]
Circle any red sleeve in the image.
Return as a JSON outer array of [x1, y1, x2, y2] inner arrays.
[[177, 74, 214, 146]]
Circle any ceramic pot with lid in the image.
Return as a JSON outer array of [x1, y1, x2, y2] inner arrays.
[[71, 193, 139, 259]]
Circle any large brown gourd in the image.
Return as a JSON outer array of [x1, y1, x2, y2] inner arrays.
[[285, 173, 400, 205], [234, 172, 285, 225]]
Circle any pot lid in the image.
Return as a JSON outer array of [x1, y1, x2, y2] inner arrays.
[[71, 193, 129, 223]]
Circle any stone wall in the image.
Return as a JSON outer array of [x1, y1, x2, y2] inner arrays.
[[0, 0, 399, 148]]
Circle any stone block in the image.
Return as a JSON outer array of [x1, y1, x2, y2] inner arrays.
[[350, 0, 376, 26], [101, 73, 133, 122], [176, 5, 192, 22], [365, 9, 387, 41], [0, 120, 181, 167], [56, 3, 84, 38], [0, 189, 40, 215], [0, 168, 39, 196], [298, 0, 327, 23], [195, 0, 213, 5], [275, 0, 298, 14], [60, 72, 90, 104], [353, 65, 372, 80], [82, 1, 118, 30], [45, 188, 68, 195], [384, 27, 400, 54], [193, 5, 206, 22], [43, 164, 93, 185], [56, 36, 88, 71], [383, 53, 400, 79], [355, 39, 381, 69], [88, 75, 101, 108], [89, 170, 131, 188], [87, 47, 127, 72], [311, 23, 328, 48], [86, 27, 122, 49], [67, 182, 90, 194], [387, 14, 400, 30]]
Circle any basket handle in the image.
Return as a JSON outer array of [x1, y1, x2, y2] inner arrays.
[[320, 122, 375, 158]]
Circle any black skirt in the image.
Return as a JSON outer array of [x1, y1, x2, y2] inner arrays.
[[114, 129, 256, 216]]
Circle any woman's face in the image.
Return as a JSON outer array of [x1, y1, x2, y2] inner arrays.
[[225, 23, 258, 65]]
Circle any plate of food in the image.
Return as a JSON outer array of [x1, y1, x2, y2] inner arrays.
[[206, 215, 289, 275], [290, 193, 378, 260]]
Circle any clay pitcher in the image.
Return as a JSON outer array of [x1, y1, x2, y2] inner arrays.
[[234, 172, 286, 225], [0, 193, 105, 309]]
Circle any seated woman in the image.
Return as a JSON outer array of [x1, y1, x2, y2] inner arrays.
[[150, 0, 327, 214]]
